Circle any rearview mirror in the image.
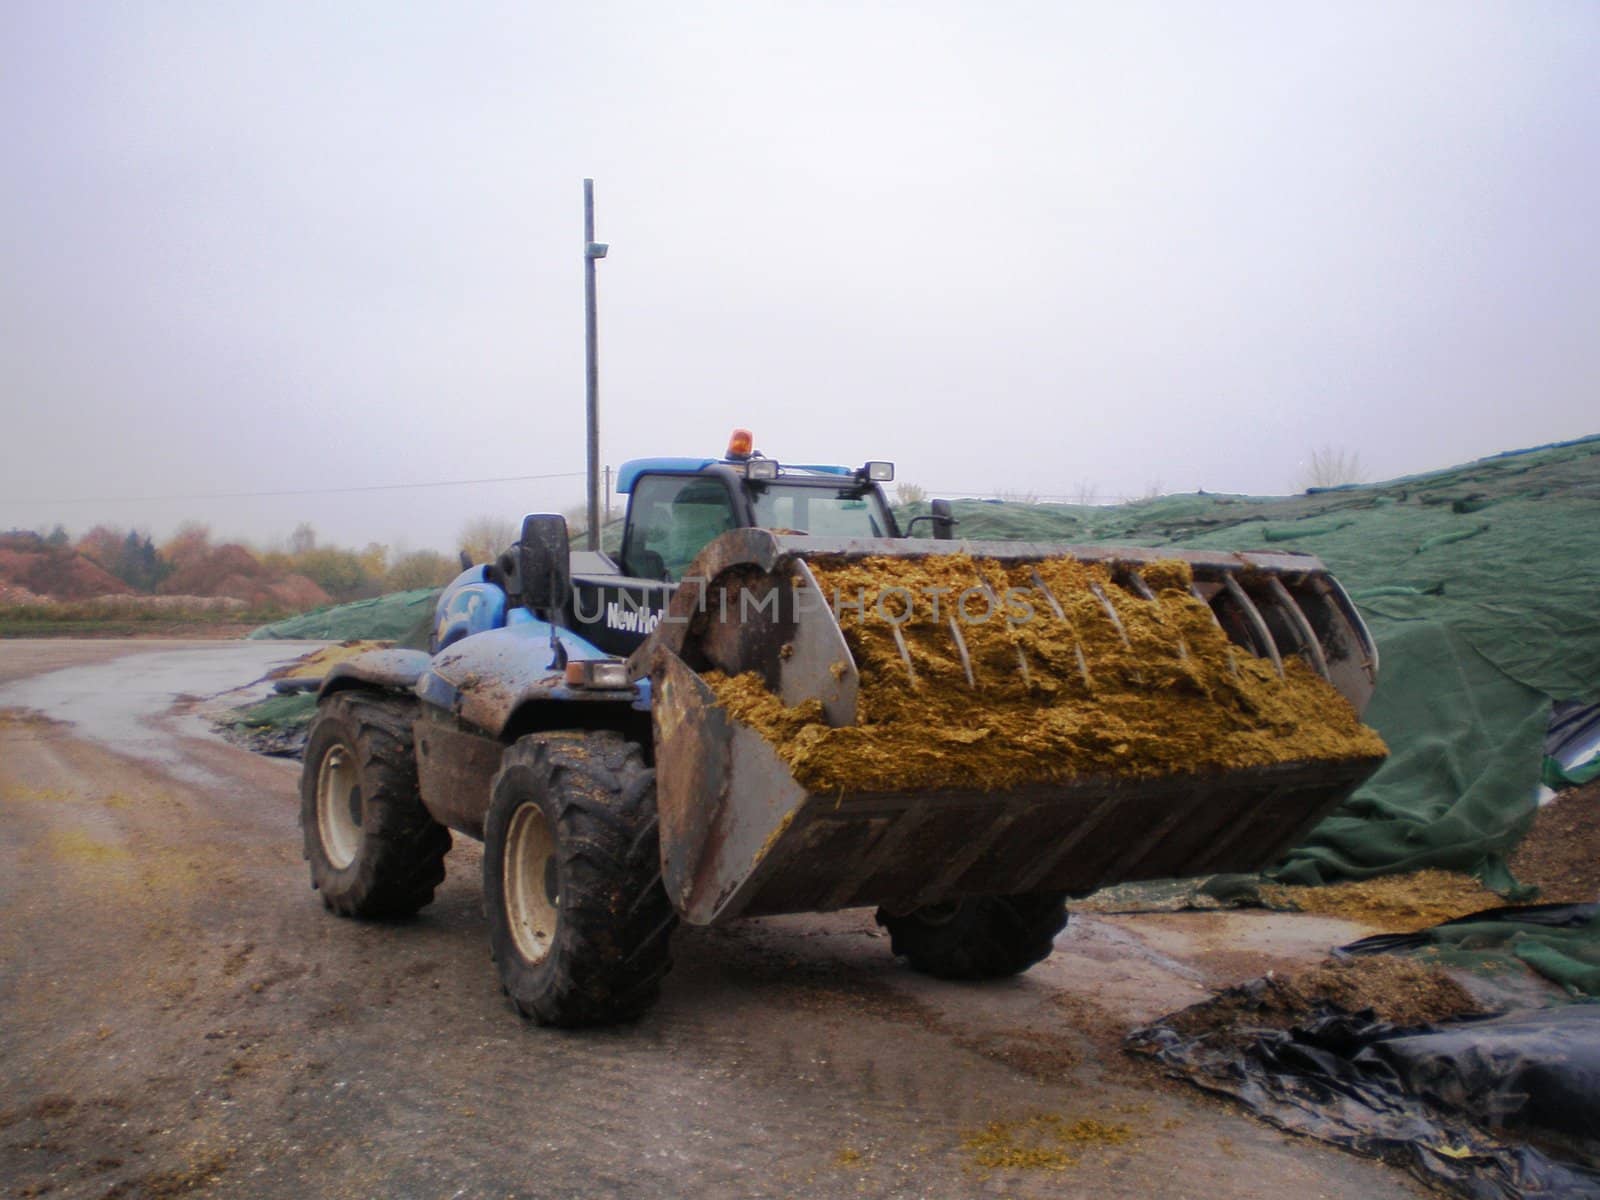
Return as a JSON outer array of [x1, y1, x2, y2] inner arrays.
[[931, 498, 956, 540], [518, 514, 572, 615]]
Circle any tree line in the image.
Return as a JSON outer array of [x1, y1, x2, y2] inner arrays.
[[25, 519, 517, 603]]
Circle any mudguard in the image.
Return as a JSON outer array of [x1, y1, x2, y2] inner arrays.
[[420, 622, 645, 739], [320, 649, 433, 698]]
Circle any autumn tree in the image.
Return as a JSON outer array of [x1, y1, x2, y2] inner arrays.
[[387, 549, 457, 590], [458, 516, 518, 565], [294, 547, 380, 599], [357, 542, 389, 581], [75, 525, 126, 568], [161, 522, 214, 570]]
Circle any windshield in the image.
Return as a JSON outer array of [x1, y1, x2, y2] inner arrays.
[[622, 474, 737, 580], [750, 483, 893, 538]]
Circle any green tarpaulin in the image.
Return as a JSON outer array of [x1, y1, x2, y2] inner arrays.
[[1351, 904, 1600, 1001], [247, 588, 440, 643]]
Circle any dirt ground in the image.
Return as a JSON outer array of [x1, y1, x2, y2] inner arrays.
[[0, 639, 1430, 1200], [1510, 779, 1600, 902], [1263, 869, 1507, 931]]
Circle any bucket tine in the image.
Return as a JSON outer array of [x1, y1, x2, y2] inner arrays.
[[1030, 569, 1067, 620], [976, 567, 1033, 687], [1190, 582, 1234, 673], [945, 616, 976, 688], [1122, 569, 1157, 601], [1029, 568, 1093, 690], [1089, 579, 1144, 682], [1190, 583, 1225, 629], [889, 623, 919, 687], [1124, 567, 1189, 661], [1088, 581, 1132, 649], [1266, 577, 1332, 681], [1223, 574, 1284, 679]]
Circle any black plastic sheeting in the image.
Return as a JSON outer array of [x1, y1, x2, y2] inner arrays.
[[1377, 1008, 1600, 1161], [1129, 991, 1600, 1199]]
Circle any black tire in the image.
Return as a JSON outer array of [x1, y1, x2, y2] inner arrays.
[[300, 691, 451, 918], [483, 731, 676, 1027], [875, 893, 1068, 980]]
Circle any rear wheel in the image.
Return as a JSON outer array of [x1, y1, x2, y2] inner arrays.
[[876, 894, 1068, 979], [483, 731, 676, 1027], [300, 692, 451, 918]]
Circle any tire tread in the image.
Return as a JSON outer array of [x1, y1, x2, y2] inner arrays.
[[300, 692, 451, 919], [876, 893, 1068, 980], [484, 731, 675, 1027]]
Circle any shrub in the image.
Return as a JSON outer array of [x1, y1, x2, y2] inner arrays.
[[387, 550, 457, 591]]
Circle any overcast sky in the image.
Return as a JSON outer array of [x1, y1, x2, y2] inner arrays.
[[2, 1, 1596, 553]]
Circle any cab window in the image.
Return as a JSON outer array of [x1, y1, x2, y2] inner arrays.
[[751, 484, 892, 537], [621, 475, 738, 581]]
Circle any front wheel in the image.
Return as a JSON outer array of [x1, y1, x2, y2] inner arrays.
[[300, 692, 451, 918], [483, 731, 676, 1027], [876, 893, 1068, 979]]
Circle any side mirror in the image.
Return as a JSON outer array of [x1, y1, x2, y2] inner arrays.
[[518, 514, 572, 615], [931, 498, 956, 540]]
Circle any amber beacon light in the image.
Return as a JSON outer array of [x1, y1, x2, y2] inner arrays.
[[725, 428, 755, 460]]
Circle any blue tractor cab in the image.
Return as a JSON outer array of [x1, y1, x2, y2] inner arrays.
[[431, 431, 907, 660]]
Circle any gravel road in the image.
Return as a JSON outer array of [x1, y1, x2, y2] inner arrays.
[[0, 639, 1426, 1199]]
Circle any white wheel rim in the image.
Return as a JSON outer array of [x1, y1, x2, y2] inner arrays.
[[316, 745, 363, 869], [504, 803, 558, 965]]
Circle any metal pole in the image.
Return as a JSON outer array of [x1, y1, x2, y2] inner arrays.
[[583, 179, 607, 551]]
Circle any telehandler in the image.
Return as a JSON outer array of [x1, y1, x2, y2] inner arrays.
[[301, 430, 1383, 1025]]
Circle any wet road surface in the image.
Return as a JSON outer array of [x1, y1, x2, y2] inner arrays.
[[0, 639, 1427, 1199]]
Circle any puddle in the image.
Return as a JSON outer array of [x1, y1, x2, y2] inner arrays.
[[0, 641, 323, 784]]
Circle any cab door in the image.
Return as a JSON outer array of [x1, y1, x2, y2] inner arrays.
[[567, 471, 746, 656]]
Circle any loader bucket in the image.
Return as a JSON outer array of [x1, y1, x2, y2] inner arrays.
[[636, 530, 1386, 927]]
